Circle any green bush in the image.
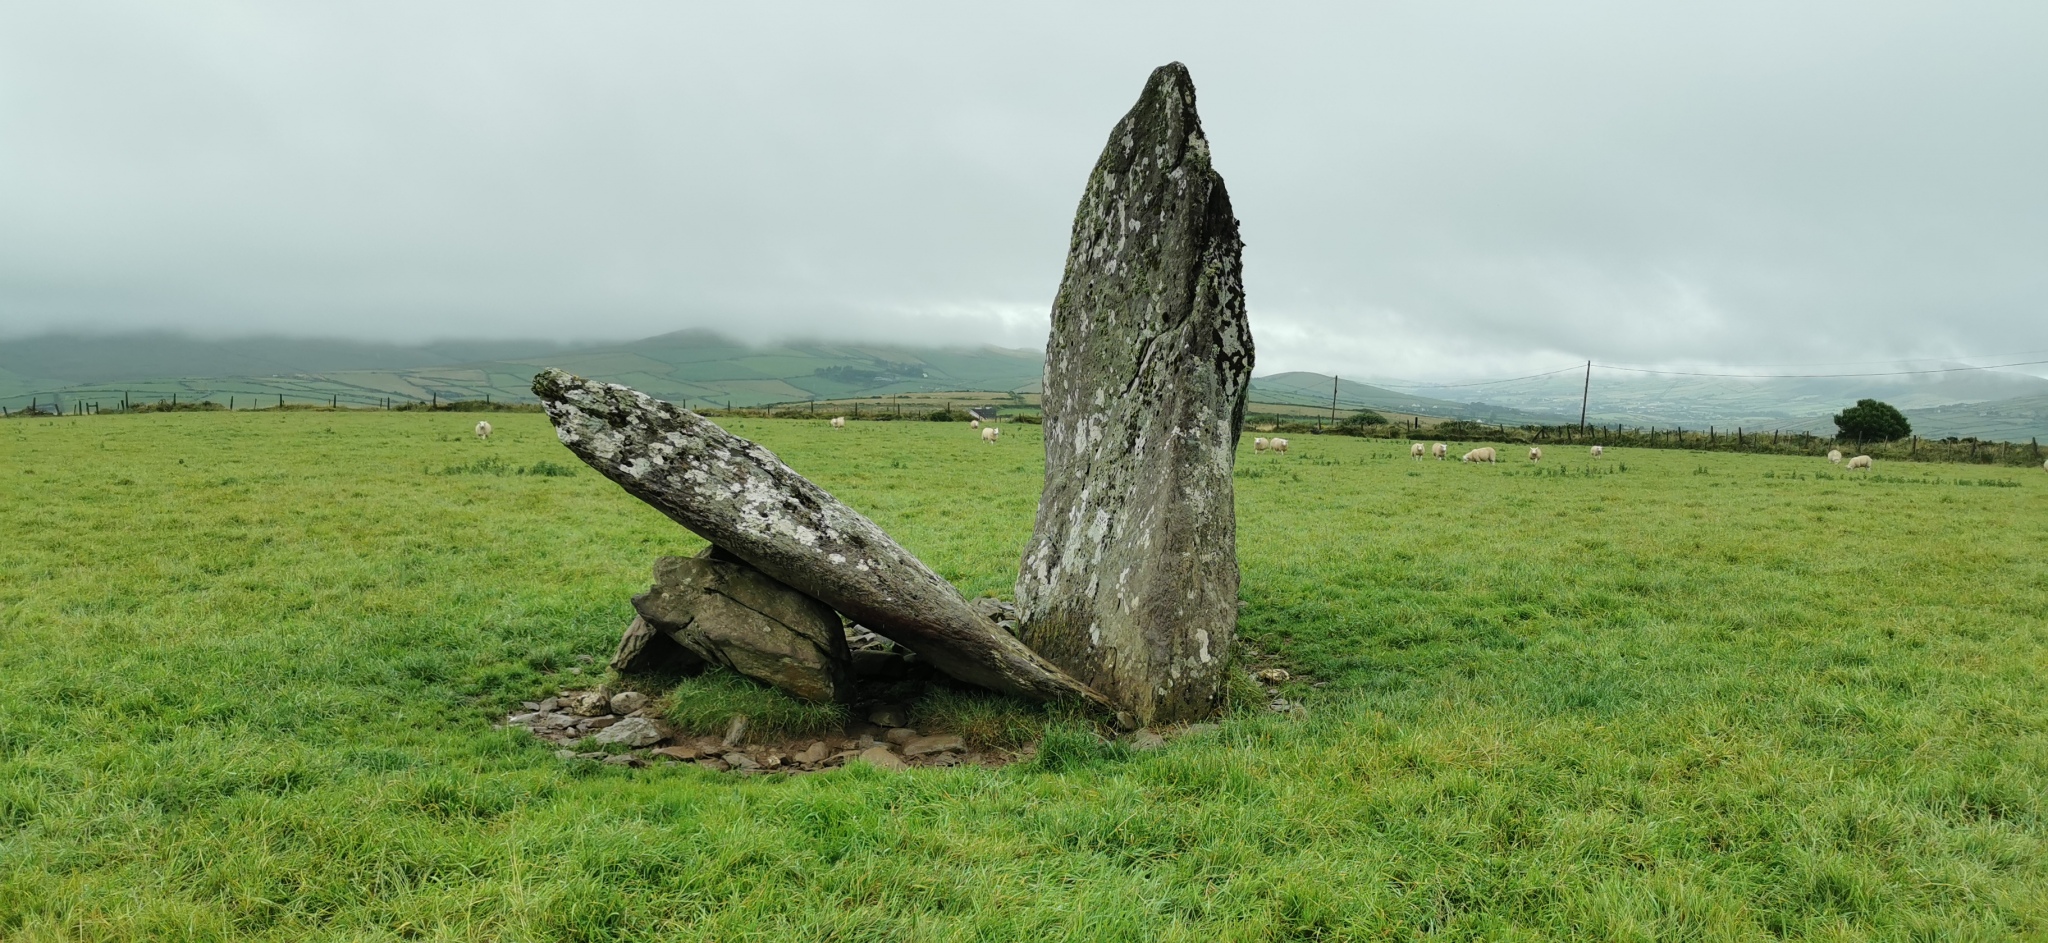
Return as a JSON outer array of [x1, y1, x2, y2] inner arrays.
[[1834, 398, 1911, 442]]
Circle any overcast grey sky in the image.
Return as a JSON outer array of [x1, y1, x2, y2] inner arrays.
[[2, 2, 2044, 379]]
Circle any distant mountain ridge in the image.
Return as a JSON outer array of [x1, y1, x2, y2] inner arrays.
[[5, 331, 2046, 440], [0, 330, 1044, 411]]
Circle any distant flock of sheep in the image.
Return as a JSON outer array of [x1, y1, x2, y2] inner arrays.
[[825, 415, 1001, 442], [479, 411, 2046, 475]]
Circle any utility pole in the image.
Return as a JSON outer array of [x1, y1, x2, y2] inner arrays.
[[1329, 374, 1339, 424], [1578, 360, 1591, 436]]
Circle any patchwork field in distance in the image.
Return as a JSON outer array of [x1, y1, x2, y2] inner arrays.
[[1, 412, 2044, 941]]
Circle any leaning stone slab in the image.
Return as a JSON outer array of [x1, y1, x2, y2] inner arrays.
[[633, 550, 853, 704], [534, 368, 1111, 710], [1016, 62, 1254, 725], [610, 614, 703, 675]]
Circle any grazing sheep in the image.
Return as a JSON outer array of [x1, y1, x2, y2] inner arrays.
[[970, 419, 981, 429], [474, 420, 492, 441], [1529, 446, 1542, 462], [1253, 437, 1269, 452], [1433, 442, 1448, 461], [1411, 442, 1427, 459], [2042, 459, 2047, 473], [1828, 449, 1842, 464], [982, 426, 1000, 444], [1461, 446, 1497, 464], [1270, 437, 1290, 455], [1590, 445, 1604, 458], [1847, 455, 1872, 471], [830, 416, 846, 428]]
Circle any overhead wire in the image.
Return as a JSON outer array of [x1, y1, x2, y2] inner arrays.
[[1589, 358, 2048, 380]]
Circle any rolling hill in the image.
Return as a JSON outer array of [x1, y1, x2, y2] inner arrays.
[[0, 331, 1046, 412], [1246, 372, 1565, 425], [6, 331, 2047, 440]]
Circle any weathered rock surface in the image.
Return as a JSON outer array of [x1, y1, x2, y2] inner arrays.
[[633, 551, 852, 703], [1016, 62, 1253, 725], [534, 367, 1111, 710], [592, 716, 665, 747], [608, 691, 650, 715]]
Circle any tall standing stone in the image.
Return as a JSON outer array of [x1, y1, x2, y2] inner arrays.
[[1015, 63, 1254, 725]]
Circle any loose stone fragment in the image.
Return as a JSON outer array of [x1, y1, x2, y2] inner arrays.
[[1253, 668, 1290, 684], [592, 716, 665, 748], [796, 741, 831, 765], [902, 734, 966, 757], [566, 691, 610, 717], [608, 691, 650, 715], [884, 727, 919, 746], [1016, 62, 1253, 726], [722, 715, 750, 747], [857, 746, 908, 772]]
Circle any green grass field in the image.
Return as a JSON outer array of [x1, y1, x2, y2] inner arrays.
[[2, 412, 2044, 941]]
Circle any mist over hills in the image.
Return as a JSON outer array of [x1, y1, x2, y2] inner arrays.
[[4, 331, 2046, 439], [0, 330, 1043, 411], [1394, 366, 2048, 424]]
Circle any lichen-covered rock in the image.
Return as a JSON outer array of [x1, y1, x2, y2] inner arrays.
[[1016, 63, 1253, 725], [533, 368, 1111, 710], [633, 551, 853, 704]]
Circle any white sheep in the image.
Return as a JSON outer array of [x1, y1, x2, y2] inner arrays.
[[1529, 446, 1542, 462], [474, 420, 492, 441], [1270, 437, 1290, 454], [830, 416, 846, 428], [1847, 455, 1872, 471], [970, 419, 981, 429], [1253, 437, 1269, 452], [1411, 442, 1426, 459], [1828, 449, 1842, 464], [1433, 442, 1448, 461], [2042, 459, 2047, 473], [1461, 446, 1497, 464], [1590, 445, 1604, 458], [982, 426, 1000, 444]]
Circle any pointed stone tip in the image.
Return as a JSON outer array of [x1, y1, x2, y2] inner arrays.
[[1145, 61, 1197, 101], [531, 367, 584, 401]]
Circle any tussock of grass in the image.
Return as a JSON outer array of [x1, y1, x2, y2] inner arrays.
[[910, 688, 1089, 748], [660, 668, 846, 739]]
